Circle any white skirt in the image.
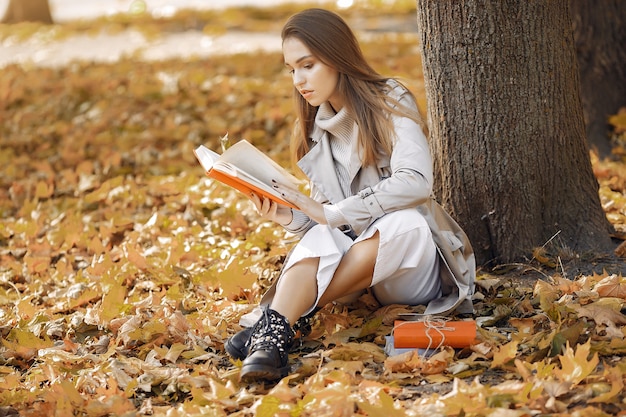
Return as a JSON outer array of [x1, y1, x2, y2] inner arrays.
[[271, 208, 441, 315]]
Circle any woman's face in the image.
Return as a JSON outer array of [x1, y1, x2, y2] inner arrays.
[[283, 37, 343, 111]]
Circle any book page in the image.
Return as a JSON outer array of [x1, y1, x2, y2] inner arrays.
[[194, 139, 302, 208], [194, 145, 220, 172], [218, 140, 301, 190]]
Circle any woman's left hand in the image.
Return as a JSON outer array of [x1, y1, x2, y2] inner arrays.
[[272, 180, 327, 225]]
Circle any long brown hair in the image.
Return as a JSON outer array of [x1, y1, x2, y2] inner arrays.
[[281, 8, 424, 167]]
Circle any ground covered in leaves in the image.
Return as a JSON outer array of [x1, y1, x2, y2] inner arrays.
[[1, 3, 626, 416]]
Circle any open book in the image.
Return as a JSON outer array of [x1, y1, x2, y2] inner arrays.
[[194, 139, 301, 209]]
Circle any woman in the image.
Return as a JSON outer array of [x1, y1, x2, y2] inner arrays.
[[226, 8, 474, 382]]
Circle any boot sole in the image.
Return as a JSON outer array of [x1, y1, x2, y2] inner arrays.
[[240, 363, 289, 382]]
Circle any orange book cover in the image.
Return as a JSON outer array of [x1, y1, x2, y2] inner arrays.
[[194, 139, 301, 210], [393, 320, 477, 349]]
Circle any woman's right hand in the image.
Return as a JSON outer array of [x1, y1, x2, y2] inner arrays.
[[250, 193, 293, 225]]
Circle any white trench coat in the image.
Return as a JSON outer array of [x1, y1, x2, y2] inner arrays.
[[256, 82, 475, 321]]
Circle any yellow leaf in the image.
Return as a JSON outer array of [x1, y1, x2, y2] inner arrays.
[[65, 288, 101, 311], [35, 180, 53, 199], [553, 340, 598, 385], [594, 274, 626, 300], [57, 379, 83, 407], [574, 302, 626, 338], [15, 296, 38, 320], [384, 350, 422, 374], [24, 254, 51, 274], [326, 342, 386, 362], [322, 360, 364, 377], [163, 342, 187, 363], [533, 280, 560, 312], [264, 375, 299, 403], [123, 243, 149, 270], [256, 395, 281, 417], [299, 378, 354, 415], [208, 378, 237, 401], [358, 390, 407, 417], [88, 235, 107, 255], [100, 276, 127, 324], [509, 317, 536, 339], [529, 359, 558, 380], [128, 320, 167, 343], [588, 366, 623, 403], [2, 328, 53, 361], [491, 340, 519, 369], [532, 247, 557, 268], [608, 111, 626, 133], [383, 349, 449, 375]]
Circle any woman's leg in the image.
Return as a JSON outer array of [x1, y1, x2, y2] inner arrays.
[[317, 230, 379, 306], [241, 231, 380, 381], [269, 257, 319, 324], [270, 231, 380, 322]]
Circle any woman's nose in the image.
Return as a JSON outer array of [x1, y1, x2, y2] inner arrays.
[[292, 70, 304, 87]]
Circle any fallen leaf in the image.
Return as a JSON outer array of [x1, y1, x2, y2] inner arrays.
[[553, 340, 598, 385], [357, 390, 406, 417], [594, 274, 626, 299], [575, 303, 626, 338], [588, 366, 624, 403], [491, 341, 519, 369], [383, 349, 450, 375]]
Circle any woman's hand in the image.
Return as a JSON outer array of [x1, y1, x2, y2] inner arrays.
[[272, 180, 327, 225], [250, 192, 293, 225]]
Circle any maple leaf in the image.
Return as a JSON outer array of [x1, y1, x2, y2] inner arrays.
[[357, 390, 407, 417], [491, 340, 519, 369], [533, 280, 561, 312], [553, 340, 598, 386], [574, 302, 626, 339], [588, 366, 624, 403], [384, 350, 424, 374], [297, 376, 355, 416], [325, 342, 386, 362], [593, 274, 626, 299], [322, 360, 364, 377], [373, 304, 418, 325], [383, 348, 450, 375], [2, 328, 54, 361]]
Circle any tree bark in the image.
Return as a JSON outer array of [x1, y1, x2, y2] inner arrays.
[[570, 0, 626, 157], [416, 0, 614, 265], [1, 0, 53, 24]]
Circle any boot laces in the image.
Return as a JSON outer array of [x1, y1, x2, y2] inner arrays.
[[249, 308, 294, 360]]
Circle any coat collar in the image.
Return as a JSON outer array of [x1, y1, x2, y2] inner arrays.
[[298, 129, 346, 203]]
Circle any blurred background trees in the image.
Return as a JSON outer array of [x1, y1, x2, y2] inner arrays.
[[571, 0, 626, 157], [1, 0, 53, 23]]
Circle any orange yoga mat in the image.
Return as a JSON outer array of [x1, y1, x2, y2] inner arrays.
[[393, 319, 478, 349]]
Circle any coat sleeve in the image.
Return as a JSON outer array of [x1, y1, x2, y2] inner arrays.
[[334, 91, 434, 236]]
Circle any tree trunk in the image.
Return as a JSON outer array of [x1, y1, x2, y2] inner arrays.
[[416, 0, 615, 265], [570, 0, 626, 158], [1, 0, 53, 24]]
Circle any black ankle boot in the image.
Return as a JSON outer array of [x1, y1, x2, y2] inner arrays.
[[240, 308, 294, 381], [225, 307, 320, 361], [224, 326, 253, 361]]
